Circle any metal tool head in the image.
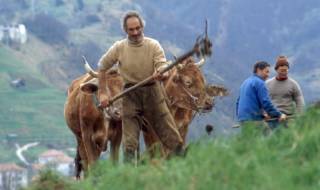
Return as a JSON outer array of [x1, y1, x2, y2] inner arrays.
[[194, 19, 213, 58]]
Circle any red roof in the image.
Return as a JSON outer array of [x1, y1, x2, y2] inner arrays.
[[0, 163, 25, 171], [39, 149, 73, 163], [39, 149, 66, 157]]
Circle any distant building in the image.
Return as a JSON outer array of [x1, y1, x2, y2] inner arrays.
[[0, 163, 28, 190], [10, 78, 26, 89], [0, 24, 28, 45], [37, 149, 74, 176]]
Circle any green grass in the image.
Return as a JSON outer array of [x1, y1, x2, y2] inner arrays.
[[26, 170, 76, 190], [25, 106, 320, 190], [0, 46, 74, 162], [0, 145, 19, 163], [0, 49, 32, 74]]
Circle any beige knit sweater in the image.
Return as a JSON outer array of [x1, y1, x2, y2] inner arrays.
[[98, 37, 166, 84], [266, 77, 305, 115]]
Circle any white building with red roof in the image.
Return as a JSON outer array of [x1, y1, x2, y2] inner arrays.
[[0, 163, 27, 190], [37, 149, 74, 176]]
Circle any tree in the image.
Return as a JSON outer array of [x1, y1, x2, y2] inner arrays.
[[24, 13, 69, 44]]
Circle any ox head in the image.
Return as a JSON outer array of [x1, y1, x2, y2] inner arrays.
[[165, 57, 211, 112], [80, 70, 123, 121], [165, 57, 228, 113]]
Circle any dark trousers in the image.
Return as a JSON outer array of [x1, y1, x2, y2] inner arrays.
[[122, 82, 183, 163]]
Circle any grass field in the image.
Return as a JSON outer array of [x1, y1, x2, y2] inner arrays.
[[0, 46, 74, 163], [25, 105, 320, 190]]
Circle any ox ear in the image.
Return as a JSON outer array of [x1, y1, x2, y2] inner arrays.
[[205, 84, 228, 97], [175, 63, 184, 70], [80, 82, 99, 94]]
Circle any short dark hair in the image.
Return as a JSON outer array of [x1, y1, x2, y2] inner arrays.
[[122, 11, 145, 32], [253, 61, 270, 73]]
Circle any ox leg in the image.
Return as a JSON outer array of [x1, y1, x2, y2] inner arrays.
[[110, 136, 121, 163], [80, 120, 100, 171], [78, 139, 90, 178], [73, 135, 88, 179], [75, 144, 82, 179], [110, 120, 122, 163], [142, 129, 164, 158], [178, 125, 189, 146]]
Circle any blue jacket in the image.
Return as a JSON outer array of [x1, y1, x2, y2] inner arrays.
[[236, 74, 281, 121]]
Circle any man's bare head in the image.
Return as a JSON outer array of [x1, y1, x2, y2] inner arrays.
[[122, 11, 145, 43]]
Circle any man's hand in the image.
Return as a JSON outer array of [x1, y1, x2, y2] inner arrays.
[[278, 113, 287, 122], [263, 112, 271, 120], [152, 69, 169, 81], [99, 93, 109, 108]]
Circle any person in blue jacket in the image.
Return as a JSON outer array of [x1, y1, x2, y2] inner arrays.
[[236, 61, 287, 132]]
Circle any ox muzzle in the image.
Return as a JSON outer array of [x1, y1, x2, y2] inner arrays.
[[80, 79, 122, 121]]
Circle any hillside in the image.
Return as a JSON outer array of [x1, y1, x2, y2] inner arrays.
[[0, 43, 74, 162], [138, 0, 320, 113], [0, 0, 132, 163], [26, 104, 320, 190], [0, 0, 319, 162]]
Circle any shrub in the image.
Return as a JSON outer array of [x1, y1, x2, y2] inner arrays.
[[25, 170, 75, 190]]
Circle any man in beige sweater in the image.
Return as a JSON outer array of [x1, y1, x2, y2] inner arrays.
[[266, 55, 305, 128], [98, 11, 183, 162]]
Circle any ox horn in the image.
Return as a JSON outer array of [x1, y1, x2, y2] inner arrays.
[[176, 63, 184, 70], [83, 56, 98, 78], [195, 58, 205, 67]]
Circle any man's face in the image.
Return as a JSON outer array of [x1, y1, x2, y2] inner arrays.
[[125, 17, 143, 43], [276, 65, 289, 78], [257, 67, 270, 81]]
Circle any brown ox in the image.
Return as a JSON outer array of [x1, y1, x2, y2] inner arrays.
[[142, 57, 227, 156], [83, 57, 227, 158], [64, 69, 123, 178]]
